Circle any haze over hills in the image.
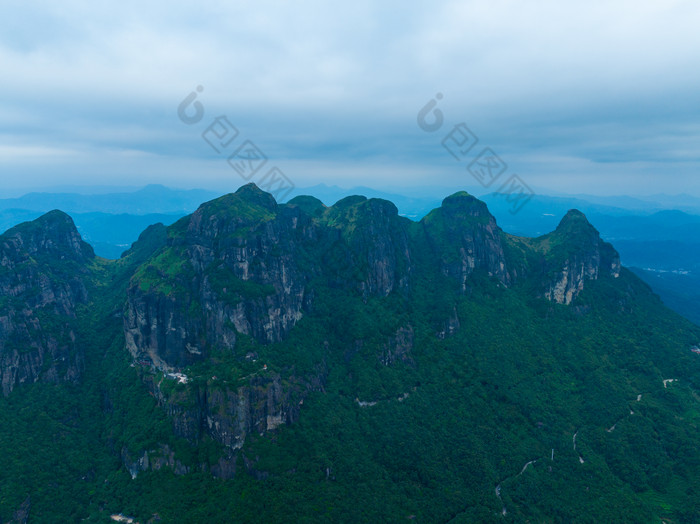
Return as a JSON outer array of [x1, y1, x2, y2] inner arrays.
[[1, 184, 700, 522], [0, 184, 222, 215]]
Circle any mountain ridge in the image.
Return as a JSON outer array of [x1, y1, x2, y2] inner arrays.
[[0, 184, 699, 522]]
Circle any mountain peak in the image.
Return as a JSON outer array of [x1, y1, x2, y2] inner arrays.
[[333, 195, 368, 208], [37, 208, 75, 224], [437, 191, 494, 224], [137, 184, 170, 193], [442, 190, 488, 209], [234, 183, 277, 210], [559, 208, 588, 222], [447, 190, 472, 197], [442, 190, 477, 204], [1, 210, 94, 261], [538, 208, 620, 304], [287, 195, 326, 216], [554, 208, 598, 236]]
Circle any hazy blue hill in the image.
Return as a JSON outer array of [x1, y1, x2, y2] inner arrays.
[[0, 184, 221, 215], [594, 210, 700, 243], [0, 209, 45, 233], [630, 267, 700, 326], [71, 212, 185, 259]]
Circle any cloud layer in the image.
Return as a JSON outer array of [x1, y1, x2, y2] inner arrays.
[[1, 0, 699, 196]]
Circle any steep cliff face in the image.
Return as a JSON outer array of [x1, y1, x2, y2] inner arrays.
[[380, 325, 415, 366], [121, 186, 630, 465], [324, 196, 412, 298], [148, 370, 325, 453], [120, 444, 190, 479], [0, 211, 94, 396], [419, 192, 511, 290], [533, 209, 621, 305], [505, 209, 620, 305], [125, 186, 419, 372], [123, 187, 420, 452], [124, 185, 320, 370]]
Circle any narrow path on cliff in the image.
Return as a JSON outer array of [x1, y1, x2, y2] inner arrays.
[[496, 389, 650, 517], [494, 458, 540, 516], [573, 430, 584, 463]]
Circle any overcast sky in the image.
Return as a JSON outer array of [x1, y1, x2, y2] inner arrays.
[[1, 0, 699, 198]]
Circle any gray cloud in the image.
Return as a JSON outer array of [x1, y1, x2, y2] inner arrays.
[[1, 0, 699, 196]]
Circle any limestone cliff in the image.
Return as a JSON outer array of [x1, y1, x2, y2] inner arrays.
[[124, 185, 320, 370], [506, 209, 621, 305], [419, 192, 512, 290], [122, 188, 626, 456], [0, 211, 93, 396]]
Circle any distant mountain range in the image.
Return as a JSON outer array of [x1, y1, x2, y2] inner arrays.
[[0, 184, 222, 215]]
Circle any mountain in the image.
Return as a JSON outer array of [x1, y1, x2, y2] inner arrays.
[[1, 185, 700, 522], [479, 193, 700, 326], [0, 210, 94, 395], [293, 184, 445, 219]]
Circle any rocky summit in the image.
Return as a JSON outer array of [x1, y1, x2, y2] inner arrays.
[[0, 185, 699, 523]]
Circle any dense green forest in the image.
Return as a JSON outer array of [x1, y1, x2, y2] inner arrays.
[[1, 187, 700, 523]]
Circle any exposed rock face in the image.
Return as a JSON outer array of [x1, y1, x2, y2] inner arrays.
[[436, 307, 461, 340], [147, 369, 325, 459], [121, 444, 190, 479], [420, 192, 511, 290], [124, 186, 418, 371], [118, 186, 630, 471], [124, 185, 320, 370], [380, 325, 415, 366], [540, 210, 621, 305], [6, 495, 30, 524], [0, 211, 93, 396], [326, 196, 412, 298]]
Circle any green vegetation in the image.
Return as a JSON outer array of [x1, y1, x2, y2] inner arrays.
[[286, 195, 326, 217], [132, 246, 192, 295], [2, 188, 700, 523], [206, 263, 275, 306]]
